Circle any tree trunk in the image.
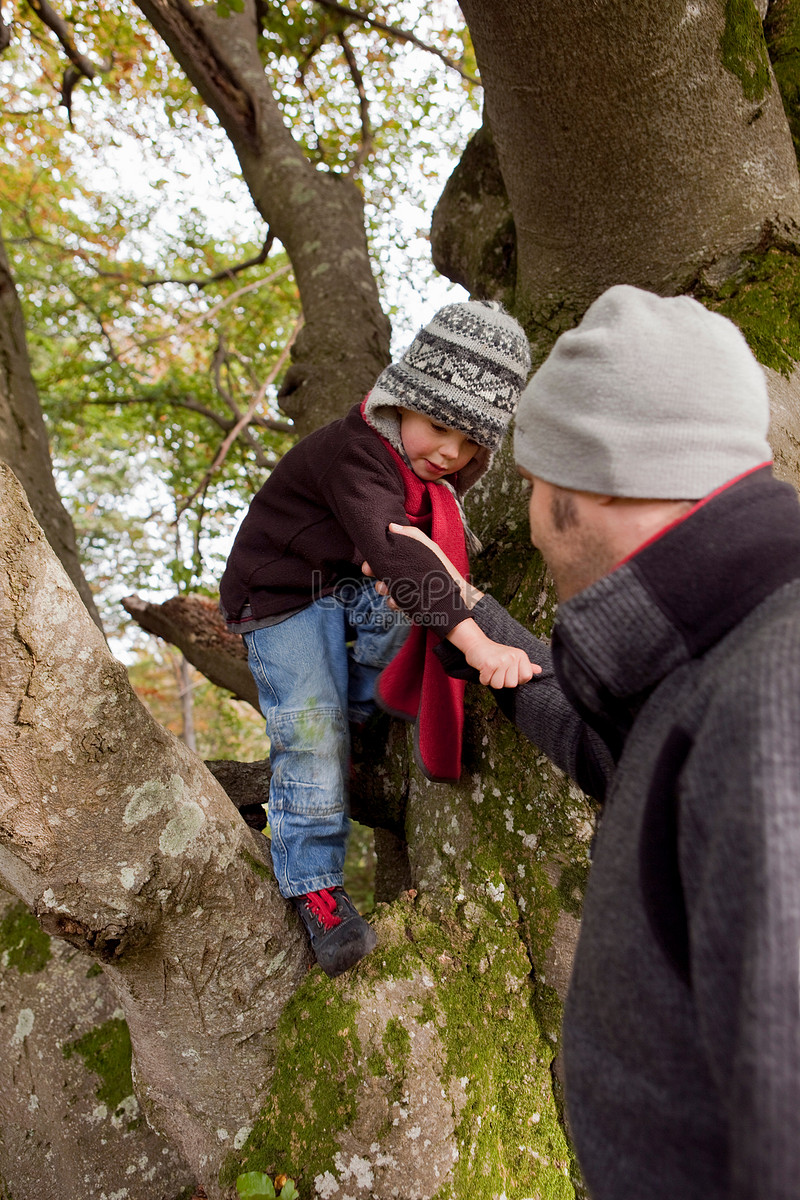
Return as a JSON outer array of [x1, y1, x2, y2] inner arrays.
[[0, 461, 312, 1196], [0, 886, 195, 1200], [0, 228, 103, 629], [134, 0, 391, 437], [458, 0, 800, 338]]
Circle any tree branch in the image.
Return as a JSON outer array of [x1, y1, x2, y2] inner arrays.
[[0, 6, 12, 53], [135, 233, 276, 290], [83, 393, 293, 436], [26, 0, 113, 121], [8, 229, 276, 291], [175, 314, 302, 519], [27, 0, 106, 77], [337, 30, 373, 173], [103, 264, 293, 366], [312, 0, 480, 85]]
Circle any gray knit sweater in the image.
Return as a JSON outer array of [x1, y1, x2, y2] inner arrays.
[[439, 467, 800, 1200]]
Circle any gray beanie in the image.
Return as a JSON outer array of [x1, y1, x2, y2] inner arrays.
[[514, 284, 772, 499], [364, 300, 531, 493]]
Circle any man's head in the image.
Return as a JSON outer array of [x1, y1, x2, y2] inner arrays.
[[514, 285, 773, 598], [364, 300, 531, 493]]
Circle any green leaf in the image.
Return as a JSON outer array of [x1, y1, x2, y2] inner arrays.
[[236, 1172, 277, 1200], [278, 1183, 300, 1200]]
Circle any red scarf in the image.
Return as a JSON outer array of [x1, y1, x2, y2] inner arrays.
[[365, 411, 469, 781]]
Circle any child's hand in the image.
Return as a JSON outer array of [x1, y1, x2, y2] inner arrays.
[[465, 638, 540, 689], [448, 618, 541, 688]]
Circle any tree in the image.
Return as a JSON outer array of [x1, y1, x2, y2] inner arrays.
[[0, 228, 102, 626], [3, 3, 800, 1200]]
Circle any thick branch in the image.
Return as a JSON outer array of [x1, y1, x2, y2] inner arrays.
[[134, 0, 392, 435], [121, 593, 259, 711], [0, 230, 102, 627], [0, 464, 310, 1196]]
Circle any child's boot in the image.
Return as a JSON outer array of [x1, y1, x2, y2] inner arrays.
[[293, 887, 377, 977]]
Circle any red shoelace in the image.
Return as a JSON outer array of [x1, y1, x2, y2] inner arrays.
[[305, 888, 342, 930]]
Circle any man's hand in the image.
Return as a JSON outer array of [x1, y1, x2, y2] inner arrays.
[[362, 522, 484, 609], [447, 617, 540, 688], [361, 525, 541, 687]]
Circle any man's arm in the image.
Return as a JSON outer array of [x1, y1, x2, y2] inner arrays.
[[318, 439, 470, 632], [322, 450, 537, 685], [375, 521, 614, 800], [439, 595, 614, 802]]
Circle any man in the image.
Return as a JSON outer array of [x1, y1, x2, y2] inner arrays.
[[379, 285, 800, 1199]]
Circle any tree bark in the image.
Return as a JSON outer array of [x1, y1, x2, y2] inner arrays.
[[134, 0, 391, 437], [458, 0, 800, 338], [0, 887, 195, 1200], [0, 461, 311, 1196], [0, 228, 103, 629]]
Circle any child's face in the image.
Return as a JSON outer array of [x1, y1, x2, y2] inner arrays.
[[399, 409, 479, 482]]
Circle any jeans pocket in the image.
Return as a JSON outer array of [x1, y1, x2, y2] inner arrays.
[[244, 631, 279, 710]]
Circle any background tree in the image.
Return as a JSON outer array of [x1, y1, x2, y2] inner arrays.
[[3, 3, 800, 1200]]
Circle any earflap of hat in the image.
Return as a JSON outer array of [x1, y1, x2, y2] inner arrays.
[[362, 382, 406, 455], [453, 443, 492, 495]]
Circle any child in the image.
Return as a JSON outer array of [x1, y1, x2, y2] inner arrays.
[[220, 301, 534, 976]]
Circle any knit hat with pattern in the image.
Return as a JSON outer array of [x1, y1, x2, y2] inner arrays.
[[364, 300, 531, 494], [514, 284, 772, 499]]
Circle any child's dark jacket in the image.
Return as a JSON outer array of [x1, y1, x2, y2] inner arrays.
[[219, 402, 468, 634]]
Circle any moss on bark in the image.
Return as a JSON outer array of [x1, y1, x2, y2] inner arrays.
[[62, 1016, 135, 1114], [721, 0, 773, 100], [766, 0, 800, 159], [696, 247, 800, 374], [220, 978, 361, 1191], [0, 902, 52, 975], [221, 896, 578, 1199]]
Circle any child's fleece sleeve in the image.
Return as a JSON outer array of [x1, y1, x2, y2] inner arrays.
[[317, 437, 469, 634]]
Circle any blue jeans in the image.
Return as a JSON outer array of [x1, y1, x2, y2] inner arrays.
[[244, 583, 409, 898]]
